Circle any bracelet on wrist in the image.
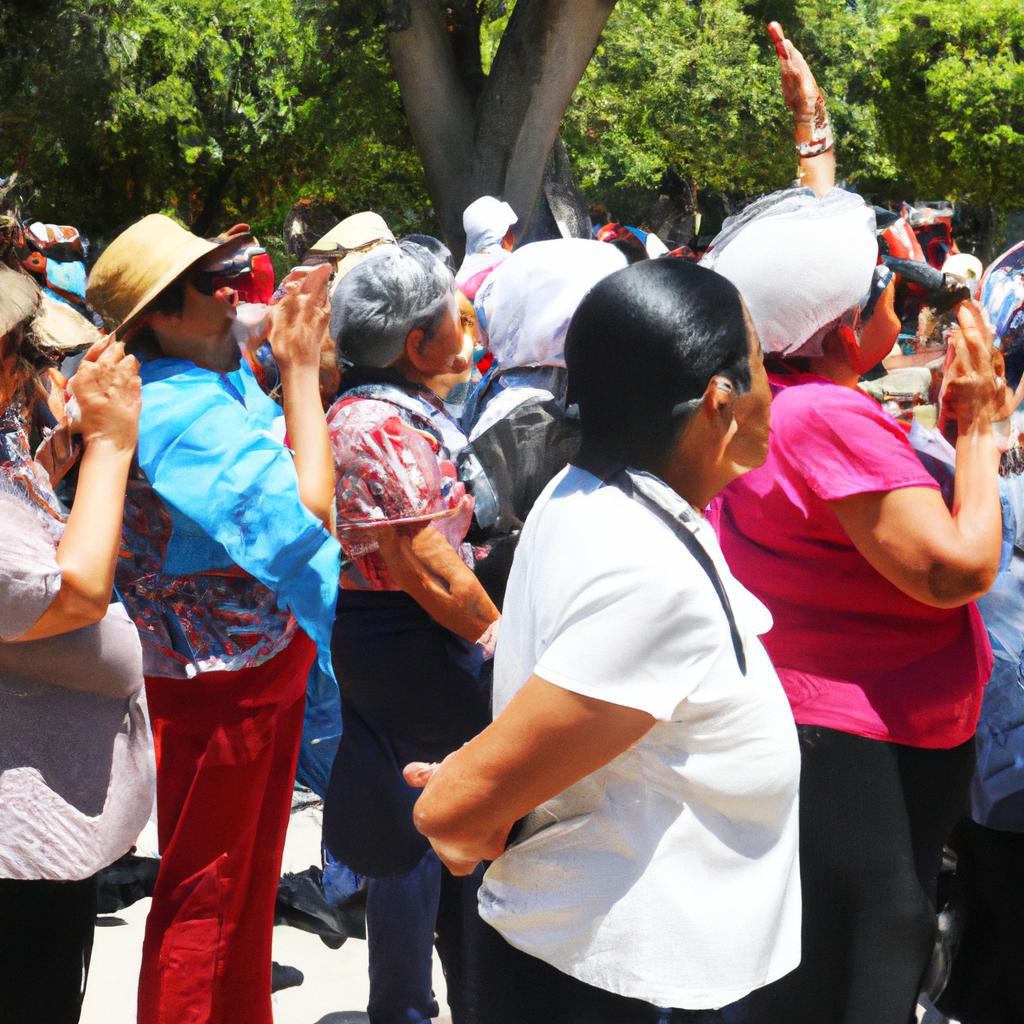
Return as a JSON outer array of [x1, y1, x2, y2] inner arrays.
[[796, 120, 834, 158], [795, 95, 833, 158]]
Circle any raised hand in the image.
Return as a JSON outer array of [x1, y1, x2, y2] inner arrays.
[[69, 336, 141, 453], [768, 21, 825, 125], [941, 302, 1002, 431], [268, 262, 332, 373]]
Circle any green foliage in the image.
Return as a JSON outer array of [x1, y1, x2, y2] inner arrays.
[[0, 0, 431, 249], [562, 0, 898, 225], [875, 0, 1024, 211], [1, 0, 1020, 256]]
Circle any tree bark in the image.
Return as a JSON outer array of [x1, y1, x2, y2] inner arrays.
[[387, 0, 618, 257]]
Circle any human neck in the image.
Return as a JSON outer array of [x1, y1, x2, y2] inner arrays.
[[153, 330, 239, 373], [389, 356, 449, 398]]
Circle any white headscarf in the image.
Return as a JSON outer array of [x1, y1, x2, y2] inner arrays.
[[701, 187, 877, 357], [462, 196, 518, 256], [475, 238, 628, 371]]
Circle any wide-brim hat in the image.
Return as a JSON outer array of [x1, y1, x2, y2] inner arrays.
[[0, 264, 40, 337], [307, 211, 395, 283], [86, 214, 249, 335], [28, 293, 102, 357]]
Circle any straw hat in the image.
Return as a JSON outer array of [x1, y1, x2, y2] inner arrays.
[[307, 211, 395, 282], [87, 214, 248, 334], [0, 264, 39, 337], [29, 293, 101, 357]]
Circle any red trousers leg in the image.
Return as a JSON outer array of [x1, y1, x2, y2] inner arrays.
[[137, 632, 314, 1024]]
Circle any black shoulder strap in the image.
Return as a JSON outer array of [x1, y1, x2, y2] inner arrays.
[[572, 450, 747, 676]]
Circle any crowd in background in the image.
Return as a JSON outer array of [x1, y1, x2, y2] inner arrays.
[[2, 20, 1024, 1024]]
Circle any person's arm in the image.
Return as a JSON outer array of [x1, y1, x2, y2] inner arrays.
[[832, 303, 1002, 608], [404, 674, 655, 875], [768, 22, 835, 198], [373, 515, 499, 642], [269, 262, 335, 530], [13, 338, 140, 641]]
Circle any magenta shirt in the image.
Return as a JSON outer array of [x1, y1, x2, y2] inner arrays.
[[714, 371, 991, 749]]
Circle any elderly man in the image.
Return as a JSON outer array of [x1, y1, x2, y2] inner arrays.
[[322, 241, 499, 1024], [87, 215, 340, 1024]]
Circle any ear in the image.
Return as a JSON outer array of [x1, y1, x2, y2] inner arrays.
[[834, 321, 861, 368], [403, 326, 430, 371], [701, 375, 735, 427]]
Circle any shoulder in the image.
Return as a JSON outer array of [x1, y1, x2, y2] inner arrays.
[[523, 469, 700, 587], [326, 395, 406, 433], [772, 378, 913, 449]]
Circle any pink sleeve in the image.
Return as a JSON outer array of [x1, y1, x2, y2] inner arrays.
[[778, 387, 940, 502]]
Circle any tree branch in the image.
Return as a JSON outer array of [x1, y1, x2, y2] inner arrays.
[[387, 0, 476, 245], [474, 0, 618, 235]]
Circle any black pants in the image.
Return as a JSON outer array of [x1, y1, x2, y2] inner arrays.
[[938, 819, 1024, 1023], [744, 725, 975, 1024], [0, 875, 97, 1024], [466, 912, 727, 1024]]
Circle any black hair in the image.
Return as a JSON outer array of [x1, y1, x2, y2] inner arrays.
[[565, 259, 753, 466], [400, 234, 455, 274], [123, 275, 188, 358]]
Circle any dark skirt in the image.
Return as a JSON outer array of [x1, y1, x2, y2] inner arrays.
[[323, 590, 491, 877]]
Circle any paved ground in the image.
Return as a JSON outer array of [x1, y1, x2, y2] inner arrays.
[[81, 800, 452, 1024], [80, 794, 950, 1024]]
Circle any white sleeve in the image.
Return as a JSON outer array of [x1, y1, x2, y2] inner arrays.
[[533, 548, 726, 722]]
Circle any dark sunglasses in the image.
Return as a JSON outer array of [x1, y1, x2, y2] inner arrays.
[[191, 250, 256, 296]]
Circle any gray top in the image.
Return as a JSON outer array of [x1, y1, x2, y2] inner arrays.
[[0, 490, 153, 880]]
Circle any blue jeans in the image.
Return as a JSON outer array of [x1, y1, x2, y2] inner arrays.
[[366, 850, 485, 1024]]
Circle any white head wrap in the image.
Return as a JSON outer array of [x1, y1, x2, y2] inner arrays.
[[701, 187, 877, 357], [475, 238, 627, 370], [463, 196, 518, 255]]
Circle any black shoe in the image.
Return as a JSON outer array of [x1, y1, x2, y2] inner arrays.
[[271, 961, 304, 993]]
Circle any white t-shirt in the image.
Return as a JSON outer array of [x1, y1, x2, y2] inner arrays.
[[479, 466, 801, 1010]]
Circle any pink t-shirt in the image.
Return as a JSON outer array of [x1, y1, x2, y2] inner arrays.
[[715, 371, 991, 749]]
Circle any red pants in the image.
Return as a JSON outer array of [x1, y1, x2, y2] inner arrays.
[[137, 632, 314, 1024]]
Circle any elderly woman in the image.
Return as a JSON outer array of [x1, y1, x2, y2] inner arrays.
[[0, 265, 152, 1022], [702, 186, 1002, 1023], [461, 238, 626, 441], [323, 242, 500, 1024], [405, 259, 802, 1023]]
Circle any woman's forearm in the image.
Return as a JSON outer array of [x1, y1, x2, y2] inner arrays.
[[945, 415, 1002, 598], [280, 364, 335, 530], [377, 524, 498, 641], [15, 442, 132, 641]]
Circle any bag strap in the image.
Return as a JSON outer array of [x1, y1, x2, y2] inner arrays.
[[573, 450, 747, 676]]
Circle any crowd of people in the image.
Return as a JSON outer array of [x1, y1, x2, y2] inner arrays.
[[2, 20, 1023, 1024]]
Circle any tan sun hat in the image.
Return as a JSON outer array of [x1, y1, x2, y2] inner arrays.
[[86, 214, 249, 334], [307, 211, 396, 282], [0, 264, 40, 337], [29, 293, 102, 357]]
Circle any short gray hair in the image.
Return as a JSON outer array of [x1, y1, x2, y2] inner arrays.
[[329, 241, 456, 368]]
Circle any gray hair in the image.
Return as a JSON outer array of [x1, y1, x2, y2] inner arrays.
[[329, 241, 456, 368]]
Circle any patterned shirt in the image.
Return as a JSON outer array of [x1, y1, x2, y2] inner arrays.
[[116, 357, 340, 678], [327, 375, 472, 592]]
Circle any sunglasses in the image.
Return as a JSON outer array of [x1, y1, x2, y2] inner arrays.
[[192, 251, 255, 297]]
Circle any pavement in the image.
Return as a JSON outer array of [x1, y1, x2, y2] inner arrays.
[[81, 798, 452, 1024], [79, 792, 950, 1024]]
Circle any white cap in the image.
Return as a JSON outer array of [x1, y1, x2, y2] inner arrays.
[[702, 188, 877, 357], [463, 196, 517, 256]]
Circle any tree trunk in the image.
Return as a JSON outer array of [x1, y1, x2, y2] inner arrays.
[[387, 0, 618, 258]]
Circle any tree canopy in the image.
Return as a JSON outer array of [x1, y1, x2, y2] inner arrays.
[[0, 0, 1020, 263]]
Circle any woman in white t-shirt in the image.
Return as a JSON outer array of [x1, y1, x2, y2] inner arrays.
[[404, 259, 801, 1023]]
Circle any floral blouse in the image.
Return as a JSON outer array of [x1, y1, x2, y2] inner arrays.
[[327, 380, 473, 591]]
